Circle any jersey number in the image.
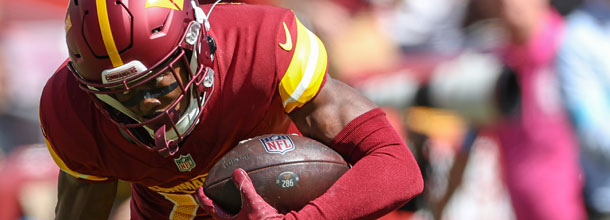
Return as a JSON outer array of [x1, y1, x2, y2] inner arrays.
[[161, 193, 199, 220]]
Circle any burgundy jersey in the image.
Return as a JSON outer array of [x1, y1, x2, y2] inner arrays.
[[40, 4, 328, 219]]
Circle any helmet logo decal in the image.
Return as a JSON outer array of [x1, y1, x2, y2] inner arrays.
[[145, 0, 184, 11], [96, 0, 124, 67]]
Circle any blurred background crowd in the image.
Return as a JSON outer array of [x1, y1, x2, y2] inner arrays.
[[1, 0, 609, 219]]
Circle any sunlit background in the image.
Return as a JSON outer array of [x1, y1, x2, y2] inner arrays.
[[2, 0, 608, 219]]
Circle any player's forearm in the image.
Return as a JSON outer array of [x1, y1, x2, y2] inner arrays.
[[287, 108, 424, 219], [55, 171, 118, 220]]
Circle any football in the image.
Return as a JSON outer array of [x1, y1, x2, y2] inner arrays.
[[203, 134, 350, 214]]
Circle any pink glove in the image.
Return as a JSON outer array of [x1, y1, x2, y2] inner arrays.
[[195, 168, 285, 220]]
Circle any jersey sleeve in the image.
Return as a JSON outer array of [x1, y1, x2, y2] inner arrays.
[[275, 12, 328, 113], [42, 127, 109, 182], [39, 62, 113, 183]]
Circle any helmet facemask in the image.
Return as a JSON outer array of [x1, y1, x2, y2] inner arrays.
[[68, 20, 215, 157]]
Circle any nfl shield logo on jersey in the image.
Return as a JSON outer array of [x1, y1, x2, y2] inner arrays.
[[260, 135, 295, 155], [174, 154, 196, 172]]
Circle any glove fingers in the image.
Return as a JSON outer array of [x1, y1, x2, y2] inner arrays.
[[232, 168, 279, 208], [194, 187, 216, 213], [195, 187, 235, 219], [230, 169, 284, 219], [232, 168, 252, 187], [232, 168, 260, 201]]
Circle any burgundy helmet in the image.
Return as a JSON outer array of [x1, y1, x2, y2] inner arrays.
[[65, 0, 217, 157]]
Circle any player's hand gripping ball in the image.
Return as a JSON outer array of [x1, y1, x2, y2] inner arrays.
[[198, 134, 350, 215], [195, 169, 284, 220]]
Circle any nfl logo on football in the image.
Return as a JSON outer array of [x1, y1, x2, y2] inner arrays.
[[260, 135, 295, 155]]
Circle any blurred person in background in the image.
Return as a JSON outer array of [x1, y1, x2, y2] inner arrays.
[[420, 0, 587, 219], [0, 47, 45, 156], [556, 0, 610, 218], [0, 0, 67, 155]]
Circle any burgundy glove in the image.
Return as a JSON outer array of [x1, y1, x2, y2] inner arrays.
[[195, 168, 285, 220]]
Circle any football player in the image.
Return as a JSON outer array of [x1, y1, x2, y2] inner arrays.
[[40, 0, 423, 219]]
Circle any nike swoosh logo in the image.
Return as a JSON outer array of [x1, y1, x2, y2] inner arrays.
[[279, 22, 292, 51]]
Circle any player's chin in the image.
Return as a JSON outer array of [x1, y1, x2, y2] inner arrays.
[[178, 96, 190, 115]]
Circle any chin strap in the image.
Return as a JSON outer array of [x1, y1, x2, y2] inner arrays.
[[154, 125, 179, 157]]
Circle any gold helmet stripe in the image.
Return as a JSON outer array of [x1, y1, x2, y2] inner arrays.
[[96, 0, 124, 67]]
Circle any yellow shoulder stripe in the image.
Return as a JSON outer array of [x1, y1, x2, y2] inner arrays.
[[279, 17, 328, 113], [44, 136, 109, 181]]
